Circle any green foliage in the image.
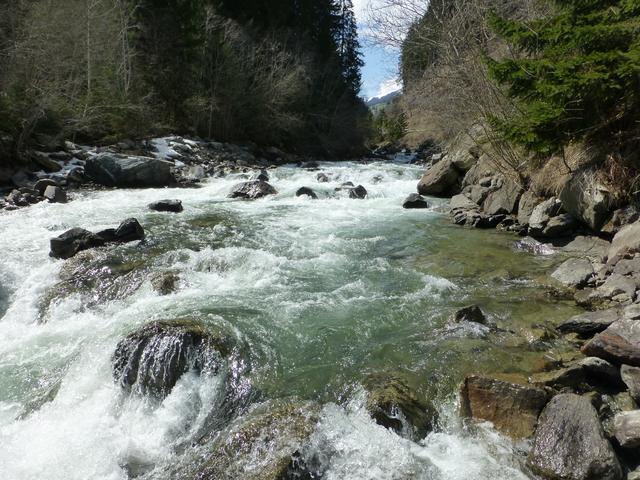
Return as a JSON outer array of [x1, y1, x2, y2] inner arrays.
[[486, 0, 640, 154], [373, 108, 408, 143]]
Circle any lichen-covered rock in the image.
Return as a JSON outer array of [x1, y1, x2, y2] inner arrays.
[[460, 375, 549, 439], [228, 180, 277, 199], [363, 372, 437, 439], [194, 400, 320, 480], [582, 319, 640, 366], [417, 157, 460, 197], [528, 393, 622, 480], [112, 319, 233, 397]]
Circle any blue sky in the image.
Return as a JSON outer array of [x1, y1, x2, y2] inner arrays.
[[353, 0, 402, 99]]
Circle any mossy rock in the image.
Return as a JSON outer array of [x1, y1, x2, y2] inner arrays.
[[112, 319, 235, 397], [362, 371, 437, 439], [195, 399, 320, 480]]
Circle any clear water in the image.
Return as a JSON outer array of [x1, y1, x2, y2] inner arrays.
[[0, 162, 579, 479]]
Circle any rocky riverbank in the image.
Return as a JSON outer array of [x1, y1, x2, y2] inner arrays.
[[416, 131, 640, 479]]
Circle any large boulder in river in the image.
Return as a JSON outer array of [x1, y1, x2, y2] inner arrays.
[[195, 400, 320, 480], [417, 157, 460, 197], [402, 193, 429, 209], [560, 170, 614, 231], [50, 228, 105, 259], [85, 153, 175, 188], [349, 185, 368, 199], [363, 372, 437, 439], [96, 218, 145, 243], [460, 375, 549, 439], [228, 180, 277, 199], [148, 199, 183, 213], [112, 319, 233, 397], [528, 393, 622, 480], [582, 319, 640, 366]]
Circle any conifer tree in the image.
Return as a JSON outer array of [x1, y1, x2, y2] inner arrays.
[[485, 0, 640, 155], [335, 0, 364, 95]]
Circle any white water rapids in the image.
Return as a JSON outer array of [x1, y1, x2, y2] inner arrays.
[[0, 161, 556, 479]]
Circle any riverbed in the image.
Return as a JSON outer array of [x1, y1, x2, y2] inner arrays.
[[0, 161, 579, 479]]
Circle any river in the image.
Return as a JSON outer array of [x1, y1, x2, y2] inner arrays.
[[0, 161, 579, 479]]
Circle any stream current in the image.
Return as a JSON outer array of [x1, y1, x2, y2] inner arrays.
[[0, 161, 579, 479]]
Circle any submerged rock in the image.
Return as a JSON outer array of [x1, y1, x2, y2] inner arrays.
[[402, 193, 429, 209], [362, 372, 437, 439], [50, 228, 105, 259], [295, 187, 318, 199], [149, 199, 183, 213], [528, 393, 622, 480], [513, 237, 554, 255], [460, 375, 549, 439], [195, 400, 320, 480], [228, 180, 277, 199], [85, 153, 175, 188], [112, 319, 232, 397]]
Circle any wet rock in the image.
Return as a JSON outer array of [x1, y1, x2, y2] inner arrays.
[[349, 185, 367, 199], [599, 392, 638, 439], [582, 319, 640, 366], [558, 309, 622, 337], [551, 258, 594, 288], [85, 153, 175, 188], [251, 169, 269, 182], [482, 178, 522, 216], [363, 372, 437, 439], [417, 157, 460, 197], [113, 218, 145, 243], [518, 191, 540, 226], [622, 365, 640, 404], [402, 193, 429, 209], [151, 272, 179, 295], [316, 173, 329, 183], [513, 236, 554, 255], [43, 185, 67, 204], [34, 178, 58, 196], [614, 410, 640, 448], [602, 206, 640, 236], [148, 199, 183, 213], [195, 400, 320, 480], [529, 365, 586, 390], [50, 228, 105, 259], [112, 319, 232, 397], [452, 305, 487, 325], [185, 165, 206, 181], [228, 180, 277, 199], [560, 170, 614, 231], [608, 222, 640, 261], [459, 375, 549, 439], [529, 197, 563, 236], [578, 357, 622, 386], [296, 187, 318, 199], [528, 393, 622, 480]]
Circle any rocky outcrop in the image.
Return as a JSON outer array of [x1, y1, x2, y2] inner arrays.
[[482, 178, 522, 216], [528, 393, 622, 480], [363, 372, 437, 439], [417, 158, 460, 197], [560, 170, 614, 231], [582, 319, 640, 366], [195, 400, 320, 480], [517, 191, 540, 226], [149, 199, 183, 213], [459, 375, 549, 439], [228, 180, 278, 199], [112, 319, 232, 397], [551, 258, 594, 288], [402, 193, 429, 209], [85, 153, 175, 188]]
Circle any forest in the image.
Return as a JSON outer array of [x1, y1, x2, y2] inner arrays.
[[0, 0, 369, 162]]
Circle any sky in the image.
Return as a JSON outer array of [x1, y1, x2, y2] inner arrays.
[[352, 0, 402, 100]]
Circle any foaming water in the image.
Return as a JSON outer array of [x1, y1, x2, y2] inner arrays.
[[0, 161, 571, 479]]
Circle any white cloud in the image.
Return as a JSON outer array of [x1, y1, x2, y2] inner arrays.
[[372, 78, 402, 100]]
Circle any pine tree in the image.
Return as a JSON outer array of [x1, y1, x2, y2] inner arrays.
[[335, 0, 364, 95], [485, 0, 640, 155]]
